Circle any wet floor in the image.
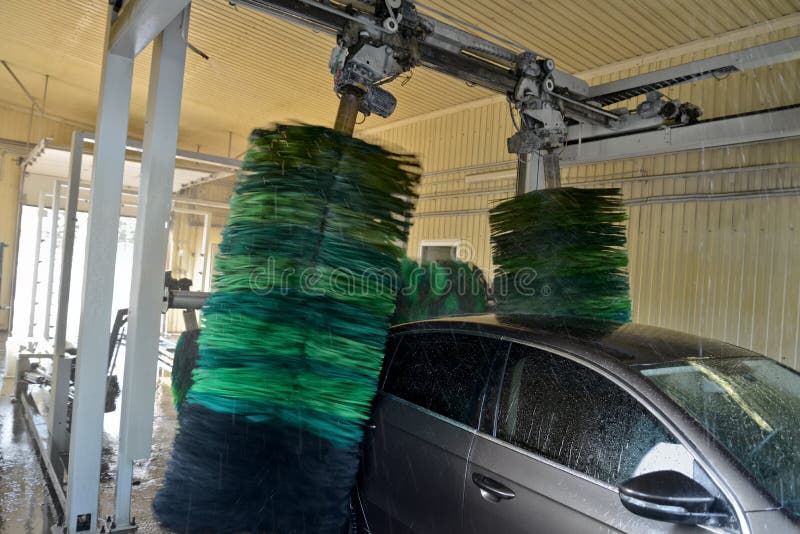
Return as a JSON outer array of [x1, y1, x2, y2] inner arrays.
[[0, 335, 179, 533]]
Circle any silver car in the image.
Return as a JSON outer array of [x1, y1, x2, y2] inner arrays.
[[354, 315, 800, 533]]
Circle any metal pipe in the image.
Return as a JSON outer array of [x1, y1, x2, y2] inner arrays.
[[1, 60, 44, 113], [200, 211, 210, 290], [173, 198, 229, 209], [411, 186, 800, 218], [38, 74, 49, 143], [334, 89, 362, 136], [168, 290, 210, 310]]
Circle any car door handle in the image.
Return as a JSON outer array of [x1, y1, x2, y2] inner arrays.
[[472, 473, 515, 502]]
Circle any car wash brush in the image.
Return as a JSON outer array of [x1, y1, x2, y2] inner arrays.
[[153, 125, 418, 533], [490, 187, 630, 322]]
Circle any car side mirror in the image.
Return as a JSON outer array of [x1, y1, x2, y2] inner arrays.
[[619, 470, 720, 525]]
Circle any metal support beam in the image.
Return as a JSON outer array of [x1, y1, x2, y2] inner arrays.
[[516, 153, 561, 194], [27, 192, 45, 338], [48, 132, 84, 475], [113, 8, 189, 528], [109, 0, 191, 57], [200, 211, 210, 291], [43, 181, 63, 340], [561, 107, 800, 164], [588, 36, 800, 106], [65, 6, 134, 532], [52, 135, 82, 361]]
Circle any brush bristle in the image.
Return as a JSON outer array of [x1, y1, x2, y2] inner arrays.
[[154, 125, 419, 532], [490, 187, 631, 322], [170, 328, 200, 411]]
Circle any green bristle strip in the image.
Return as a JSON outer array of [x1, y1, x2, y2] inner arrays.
[[490, 187, 631, 322]]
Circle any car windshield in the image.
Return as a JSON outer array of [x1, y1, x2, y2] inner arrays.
[[640, 357, 800, 518]]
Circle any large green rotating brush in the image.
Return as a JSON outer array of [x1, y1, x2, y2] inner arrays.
[[490, 187, 631, 322], [154, 125, 419, 533]]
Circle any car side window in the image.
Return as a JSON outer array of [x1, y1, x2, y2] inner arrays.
[[381, 332, 502, 428], [496, 343, 678, 486]]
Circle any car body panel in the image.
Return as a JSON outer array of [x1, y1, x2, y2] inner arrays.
[[360, 395, 473, 534], [745, 510, 799, 533]]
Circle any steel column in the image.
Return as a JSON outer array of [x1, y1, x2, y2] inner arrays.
[[65, 6, 134, 533], [516, 153, 560, 194], [48, 132, 84, 472], [27, 192, 46, 338], [113, 8, 189, 528], [43, 181, 63, 340], [200, 211, 210, 290]]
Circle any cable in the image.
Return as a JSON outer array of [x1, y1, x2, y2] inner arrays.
[[507, 98, 520, 132]]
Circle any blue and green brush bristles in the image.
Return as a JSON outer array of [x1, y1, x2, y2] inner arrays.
[[490, 187, 631, 322], [154, 125, 419, 533]]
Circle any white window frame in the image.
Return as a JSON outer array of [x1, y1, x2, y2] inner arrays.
[[418, 239, 463, 263]]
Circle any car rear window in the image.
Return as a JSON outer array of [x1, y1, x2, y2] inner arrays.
[[381, 332, 501, 427]]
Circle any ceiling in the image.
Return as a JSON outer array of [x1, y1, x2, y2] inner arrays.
[[1, 0, 798, 157]]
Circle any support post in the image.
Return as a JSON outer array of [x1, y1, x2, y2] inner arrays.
[[43, 181, 64, 341], [28, 192, 45, 338], [113, 8, 188, 528], [515, 152, 561, 194], [199, 211, 210, 290], [65, 7, 134, 533], [333, 89, 362, 136], [49, 133, 84, 475]]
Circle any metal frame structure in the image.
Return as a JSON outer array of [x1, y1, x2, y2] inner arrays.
[[13, 2, 229, 527], [14, 123, 234, 533], [233, 0, 799, 194]]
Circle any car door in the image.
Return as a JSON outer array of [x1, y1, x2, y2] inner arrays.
[[463, 342, 740, 534], [359, 331, 508, 534]]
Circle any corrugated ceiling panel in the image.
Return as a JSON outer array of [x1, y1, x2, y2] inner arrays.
[[2, 1, 797, 156], [415, 0, 800, 72]]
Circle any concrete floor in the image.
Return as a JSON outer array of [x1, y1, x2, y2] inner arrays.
[[0, 334, 178, 533], [0, 333, 57, 534]]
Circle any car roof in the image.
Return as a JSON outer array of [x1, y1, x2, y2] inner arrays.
[[389, 314, 763, 367]]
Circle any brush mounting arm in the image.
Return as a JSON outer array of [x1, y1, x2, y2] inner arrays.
[[232, 0, 724, 153]]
